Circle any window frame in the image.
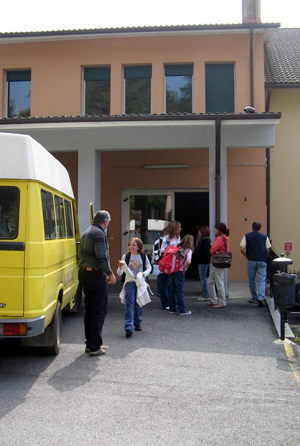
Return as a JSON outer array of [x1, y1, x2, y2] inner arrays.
[[41, 190, 56, 240], [64, 199, 74, 238], [83, 66, 111, 115], [123, 65, 152, 114], [6, 70, 31, 118], [205, 62, 235, 113], [164, 64, 194, 114]]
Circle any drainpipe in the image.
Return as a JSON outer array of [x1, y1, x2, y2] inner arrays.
[[215, 119, 221, 225], [250, 27, 254, 107], [266, 88, 272, 237]]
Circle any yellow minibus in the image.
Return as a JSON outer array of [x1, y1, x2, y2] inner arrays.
[[0, 133, 81, 354]]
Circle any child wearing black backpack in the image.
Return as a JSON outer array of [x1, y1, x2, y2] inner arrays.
[[168, 234, 194, 316], [117, 237, 152, 338]]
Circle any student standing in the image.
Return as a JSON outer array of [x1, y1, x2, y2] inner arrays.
[[195, 225, 211, 301], [117, 238, 151, 338], [159, 221, 181, 310], [168, 234, 194, 316], [207, 223, 230, 309]]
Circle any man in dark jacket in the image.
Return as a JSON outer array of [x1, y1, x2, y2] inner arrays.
[[79, 210, 116, 356], [240, 221, 271, 307]]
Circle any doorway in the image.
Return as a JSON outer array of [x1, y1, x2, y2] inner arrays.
[[121, 189, 209, 279]]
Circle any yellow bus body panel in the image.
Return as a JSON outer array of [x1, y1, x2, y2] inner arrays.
[[0, 180, 80, 331]]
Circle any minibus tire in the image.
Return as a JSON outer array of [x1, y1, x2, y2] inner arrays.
[[44, 301, 62, 355]]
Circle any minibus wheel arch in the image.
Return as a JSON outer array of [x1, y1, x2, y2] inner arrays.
[[44, 300, 62, 355]]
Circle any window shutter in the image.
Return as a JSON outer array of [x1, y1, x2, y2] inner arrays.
[[7, 70, 31, 81], [165, 64, 193, 76], [205, 64, 235, 113], [84, 67, 111, 81], [124, 65, 152, 79]]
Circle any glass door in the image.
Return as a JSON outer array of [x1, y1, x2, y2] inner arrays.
[[121, 189, 174, 256]]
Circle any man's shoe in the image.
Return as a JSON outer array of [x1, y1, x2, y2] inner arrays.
[[89, 347, 106, 356], [179, 310, 192, 316], [258, 298, 264, 307], [126, 329, 133, 338], [249, 298, 258, 304], [134, 325, 142, 331], [197, 297, 210, 302], [86, 345, 107, 353]]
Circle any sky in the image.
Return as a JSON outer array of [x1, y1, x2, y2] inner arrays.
[[0, 0, 298, 33]]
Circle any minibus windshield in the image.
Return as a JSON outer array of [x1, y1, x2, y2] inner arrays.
[[0, 186, 20, 239]]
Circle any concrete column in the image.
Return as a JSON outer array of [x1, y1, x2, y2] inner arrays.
[[77, 148, 101, 233], [209, 133, 216, 236]]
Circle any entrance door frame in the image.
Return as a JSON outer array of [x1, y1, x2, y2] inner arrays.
[[121, 187, 209, 255]]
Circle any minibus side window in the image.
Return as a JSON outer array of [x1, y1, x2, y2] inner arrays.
[[64, 200, 74, 238], [55, 195, 66, 239], [41, 190, 56, 239], [0, 186, 20, 239]]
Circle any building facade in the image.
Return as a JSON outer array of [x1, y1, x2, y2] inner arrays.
[[0, 8, 280, 279]]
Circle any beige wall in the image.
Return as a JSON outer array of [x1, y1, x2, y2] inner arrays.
[[0, 32, 266, 117], [268, 88, 300, 271]]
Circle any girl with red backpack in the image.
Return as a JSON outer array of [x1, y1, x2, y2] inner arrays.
[[168, 234, 194, 316]]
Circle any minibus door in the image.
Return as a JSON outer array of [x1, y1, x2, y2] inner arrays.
[[0, 184, 25, 317]]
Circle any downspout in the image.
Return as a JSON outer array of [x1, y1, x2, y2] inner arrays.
[[215, 119, 221, 225], [266, 87, 272, 237], [250, 27, 254, 107]]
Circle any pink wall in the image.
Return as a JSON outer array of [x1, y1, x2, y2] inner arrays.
[[0, 32, 266, 117]]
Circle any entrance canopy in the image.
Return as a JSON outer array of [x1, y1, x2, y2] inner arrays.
[[0, 112, 281, 232]]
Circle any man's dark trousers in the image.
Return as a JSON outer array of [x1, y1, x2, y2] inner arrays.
[[79, 269, 108, 351]]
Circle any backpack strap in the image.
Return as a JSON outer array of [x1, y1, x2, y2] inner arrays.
[[121, 252, 147, 283], [221, 235, 228, 252]]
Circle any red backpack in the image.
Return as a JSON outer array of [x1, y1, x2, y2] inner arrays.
[[158, 246, 186, 274]]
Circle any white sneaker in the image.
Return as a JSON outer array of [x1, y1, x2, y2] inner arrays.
[[179, 311, 192, 316], [197, 297, 210, 301]]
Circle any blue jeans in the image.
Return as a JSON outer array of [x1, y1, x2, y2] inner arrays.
[[169, 271, 185, 313], [79, 269, 108, 352], [247, 260, 267, 299], [124, 281, 142, 331], [198, 264, 209, 297], [159, 273, 170, 309]]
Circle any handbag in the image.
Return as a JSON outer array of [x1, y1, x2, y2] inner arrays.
[[212, 236, 232, 268]]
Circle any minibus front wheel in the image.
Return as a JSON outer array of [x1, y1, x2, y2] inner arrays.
[[44, 301, 62, 355]]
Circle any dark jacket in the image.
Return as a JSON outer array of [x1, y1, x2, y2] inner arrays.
[[195, 236, 211, 264], [245, 230, 268, 263]]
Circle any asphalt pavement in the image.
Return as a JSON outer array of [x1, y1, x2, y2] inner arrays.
[[1, 279, 300, 446]]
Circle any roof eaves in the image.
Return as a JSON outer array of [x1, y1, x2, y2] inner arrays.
[[0, 22, 281, 41], [0, 112, 282, 125]]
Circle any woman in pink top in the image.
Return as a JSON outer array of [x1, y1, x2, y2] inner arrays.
[[207, 223, 230, 308]]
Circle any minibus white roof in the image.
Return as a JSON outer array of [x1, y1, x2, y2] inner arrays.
[[0, 133, 74, 199]]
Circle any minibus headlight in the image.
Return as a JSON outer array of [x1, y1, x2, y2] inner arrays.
[[1, 323, 27, 336]]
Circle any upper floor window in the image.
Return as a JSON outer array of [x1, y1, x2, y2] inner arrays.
[[205, 63, 235, 113], [165, 64, 193, 113], [124, 65, 152, 114], [6, 70, 31, 118], [84, 67, 110, 115]]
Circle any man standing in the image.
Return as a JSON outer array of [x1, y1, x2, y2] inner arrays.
[[79, 210, 116, 356], [240, 221, 271, 307]]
